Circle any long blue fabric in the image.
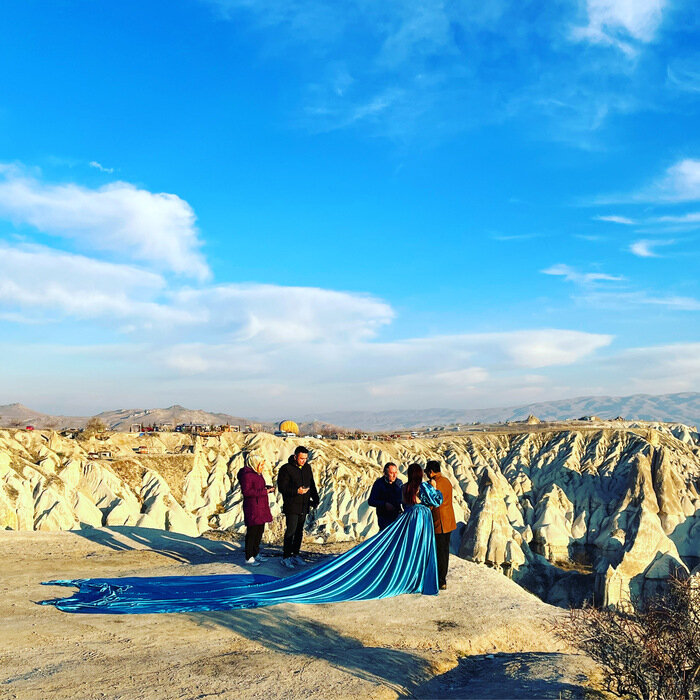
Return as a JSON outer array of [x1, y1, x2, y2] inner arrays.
[[40, 503, 439, 614]]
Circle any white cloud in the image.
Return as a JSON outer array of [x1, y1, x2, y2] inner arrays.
[[572, 0, 666, 52], [653, 212, 700, 224], [542, 263, 624, 284], [0, 164, 209, 279], [629, 238, 675, 257], [603, 342, 700, 393], [172, 284, 395, 343], [0, 244, 191, 324], [640, 158, 700, 203], [578, 290, 700, 311], [594, 214, 635, 224], [667, 62, 700, 93], [204, 0, 652, 142], [89, 161, 114, 174], [139, 328, 613, 409], [158, 329, 612, 384], [0, 244, 395, 342]]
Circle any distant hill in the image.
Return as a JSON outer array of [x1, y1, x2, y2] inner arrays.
[[1, 392, 698, 432], [94, 405, 251, 431], [303, 392, 700, 431], [0, 403, 86, 429], [0, 402, 345, 434]]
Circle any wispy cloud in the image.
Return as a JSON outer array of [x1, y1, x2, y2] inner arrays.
[[645, 158, 700, 202], [202, 0, 663, 141], [577, 290, 700, 311], [571, 0, 667, 54], [89, 160, 114, 174], [0, 244, 187, 325], [0, 233, 614, 411], [0, 163, 209, 280], [667, 60, 700, 93], [543, 261, 699, 311], [594, 214, 635, 224], [541, 263, 624, 285], [629, 238, 676, 257]]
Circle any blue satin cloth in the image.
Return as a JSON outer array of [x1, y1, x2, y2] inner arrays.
[[418, 481, 443, 508], [40, 504, 439, 614]]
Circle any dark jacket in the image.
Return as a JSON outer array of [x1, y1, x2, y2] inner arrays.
[[368, 476, 404, 530], [277, 455, 319, 515], [237, 465, 273, 527]]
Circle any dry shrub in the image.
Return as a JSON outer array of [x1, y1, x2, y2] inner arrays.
[[82, 417, 107, 436], [555, 576, 700, 699]]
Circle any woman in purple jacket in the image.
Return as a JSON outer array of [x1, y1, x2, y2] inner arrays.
[[237, 453, 274, 566]]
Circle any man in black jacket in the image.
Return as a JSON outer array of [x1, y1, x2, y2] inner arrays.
[[277, 446, 319, 569], [368, 462, 403, 530]]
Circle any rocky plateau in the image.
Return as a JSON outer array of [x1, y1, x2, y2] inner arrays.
[[2, 420, 699, 608]]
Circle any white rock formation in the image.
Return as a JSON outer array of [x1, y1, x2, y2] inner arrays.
[[1, 423, 698, 606]]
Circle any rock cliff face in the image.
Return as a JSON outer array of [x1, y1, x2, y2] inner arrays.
[[1, 423, 699, 607]]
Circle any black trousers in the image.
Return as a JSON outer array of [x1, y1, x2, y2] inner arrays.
[[435, 531, 451, 587], [283, 512, 307, 558], [245, 524, 265, 560]]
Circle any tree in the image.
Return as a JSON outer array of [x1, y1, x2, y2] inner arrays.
[[555, 576, 700, 699], [83, 417, 107, 436]]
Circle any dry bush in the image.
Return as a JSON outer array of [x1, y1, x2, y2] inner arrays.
[[82, 417, 107, 436], [555, 576, 700, 699]]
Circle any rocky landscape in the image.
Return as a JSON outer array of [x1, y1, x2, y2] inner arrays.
[[1, 420, 699, 608]]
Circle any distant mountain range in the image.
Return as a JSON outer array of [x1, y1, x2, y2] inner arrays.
[[0, 403, 249, 431], [302, 392, 700, 430], [0, 392, 698, 432], [0, 403, 342, 434]]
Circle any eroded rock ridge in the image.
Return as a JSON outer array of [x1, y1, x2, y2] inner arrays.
[[1, 423, 699, 606]]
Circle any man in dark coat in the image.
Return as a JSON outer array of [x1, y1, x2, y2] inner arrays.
[[368, 462, 403, 530], [425, 460, 457, 590], [277, 446, 319, 569]]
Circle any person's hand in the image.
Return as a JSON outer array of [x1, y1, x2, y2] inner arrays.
[[385, 502, 394, 512], [429, 478, 437, 487], [297, 486, 310, 494], [267, 486, 275, 493]]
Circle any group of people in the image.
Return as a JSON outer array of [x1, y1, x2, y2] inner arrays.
[[237, 446, 456, 590], [368, 459, 456, 589]]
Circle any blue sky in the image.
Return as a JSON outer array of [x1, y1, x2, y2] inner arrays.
[[0, 0, 698, 417]]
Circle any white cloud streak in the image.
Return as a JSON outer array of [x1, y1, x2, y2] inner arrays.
[[629, 239, 676, 257], [172, 284, 395, 343], [89, 161, 114, 173], [578, 290, 700, 311], [0, 164, 209, 280], [0, 244, 191, 325], [594, 214, 635, 224], [0, 244, 394, 340], [571, 0, 666, 53], [541, 263, 624, 284], [204, 0, 660, 141]]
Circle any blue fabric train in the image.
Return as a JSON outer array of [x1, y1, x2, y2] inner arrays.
[[40, 497, 440, 615]]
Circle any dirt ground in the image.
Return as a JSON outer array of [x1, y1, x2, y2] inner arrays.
[[1, 527, 603, 699]]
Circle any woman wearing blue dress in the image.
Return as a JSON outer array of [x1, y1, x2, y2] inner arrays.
[[41, 464, 444, 614]]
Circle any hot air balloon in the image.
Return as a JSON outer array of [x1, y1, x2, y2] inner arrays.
[[278, 420, 299, 436]]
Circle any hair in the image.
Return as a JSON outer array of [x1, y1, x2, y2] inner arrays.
[[404, 463, 424, 505], [294, 446, 309, 456], [425, 460, 441, 475], [383, 462, 397, 473], [246, 452, 265, 470]]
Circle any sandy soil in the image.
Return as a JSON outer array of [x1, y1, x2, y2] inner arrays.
[[1, 527, 603, 699]]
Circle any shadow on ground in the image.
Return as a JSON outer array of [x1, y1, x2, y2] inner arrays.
[[70, 525, 240, 564], [408, 652, 600, 699], [194, 607, 434, 694]]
